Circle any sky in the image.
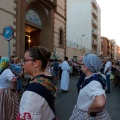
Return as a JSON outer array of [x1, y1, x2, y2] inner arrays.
[[96, 0, 120, 46]]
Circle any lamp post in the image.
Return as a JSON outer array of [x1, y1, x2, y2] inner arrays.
[[77, 39, 78, 49], [81, 35, 85, 46]]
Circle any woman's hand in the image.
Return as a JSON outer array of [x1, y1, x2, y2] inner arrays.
[[87, 111, 97, 117], [11, 76, 17, 88], [11, 76, 17, 81], [18, 74, 22, 78], [88, 94, 106, 112]]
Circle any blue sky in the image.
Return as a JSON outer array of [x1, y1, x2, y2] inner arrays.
[[96, 0, 120, 46]]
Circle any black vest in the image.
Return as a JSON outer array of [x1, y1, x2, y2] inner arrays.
[[80, 74, 106, 90], [25, 75, 55, 115]]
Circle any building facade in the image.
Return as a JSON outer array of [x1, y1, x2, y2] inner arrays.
[[117, 45, 120, 60], [101, 36, 116, 61], [66, 0, 101, 60], [110, 39, 117, 60], [0, 0, 66, 59]]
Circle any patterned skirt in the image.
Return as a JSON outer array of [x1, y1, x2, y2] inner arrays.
[[69, 105, 112, 120], [0, 87, 19, 120]]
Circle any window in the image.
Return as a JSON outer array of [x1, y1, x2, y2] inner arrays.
[[60, 29, 63, 45], [26, 9, 42, 26]]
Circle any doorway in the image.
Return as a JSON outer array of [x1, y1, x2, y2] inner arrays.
[[25, 25, 40, 51]]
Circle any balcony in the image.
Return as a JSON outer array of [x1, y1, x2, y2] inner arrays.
[[107, 44, 110, 49], [107, 51, 110, 55], [92, 0, 97, 9], [92, 29, 97, 37], [108, 48, 111, 52], [92, 39, 97, 46], [92, 20, 97, 28], [92, 8, 97, 19]]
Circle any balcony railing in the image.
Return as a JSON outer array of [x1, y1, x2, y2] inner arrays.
[[92, 0, 97, 9], [92, 20, 97, 28], [92, 29, 97, 36], [92, 8, 97, 19], [92, 39, 97, 46]]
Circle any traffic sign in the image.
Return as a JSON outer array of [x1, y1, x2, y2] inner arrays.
[[3, 25, 14, 41]]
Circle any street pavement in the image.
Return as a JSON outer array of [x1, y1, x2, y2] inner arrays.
[[55, 76, 120, 120]]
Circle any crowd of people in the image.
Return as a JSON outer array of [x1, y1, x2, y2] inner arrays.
[[0, 45, 120, 120]]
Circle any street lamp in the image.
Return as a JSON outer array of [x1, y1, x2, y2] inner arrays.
[[81, 35, 85, 46]]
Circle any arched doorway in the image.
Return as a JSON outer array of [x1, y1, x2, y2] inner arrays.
[[25, 25, 41, 51], [16, 0, 55, 57], [25, 9, 42, 51]]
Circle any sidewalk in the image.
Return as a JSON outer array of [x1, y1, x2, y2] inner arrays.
[[55, 76, 120, 120]]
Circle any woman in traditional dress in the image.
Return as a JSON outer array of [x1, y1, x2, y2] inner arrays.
[[69, 54, 111, 120], [0, 57, 19, 120], [16, 46, 57, 120]]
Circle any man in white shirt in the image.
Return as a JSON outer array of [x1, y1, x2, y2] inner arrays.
[[104, 58, 112, 93]]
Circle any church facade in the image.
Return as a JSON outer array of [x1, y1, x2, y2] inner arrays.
[[0, 0, 66, 59]]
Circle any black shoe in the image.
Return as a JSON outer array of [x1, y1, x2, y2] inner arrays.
[[105, 90, 110, 93], [62, 90, 70, 93]]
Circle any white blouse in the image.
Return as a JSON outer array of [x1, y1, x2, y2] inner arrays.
[[77, 80, 106, 111], [0, 69, 14, 89], [19, 91, 55, 120]]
